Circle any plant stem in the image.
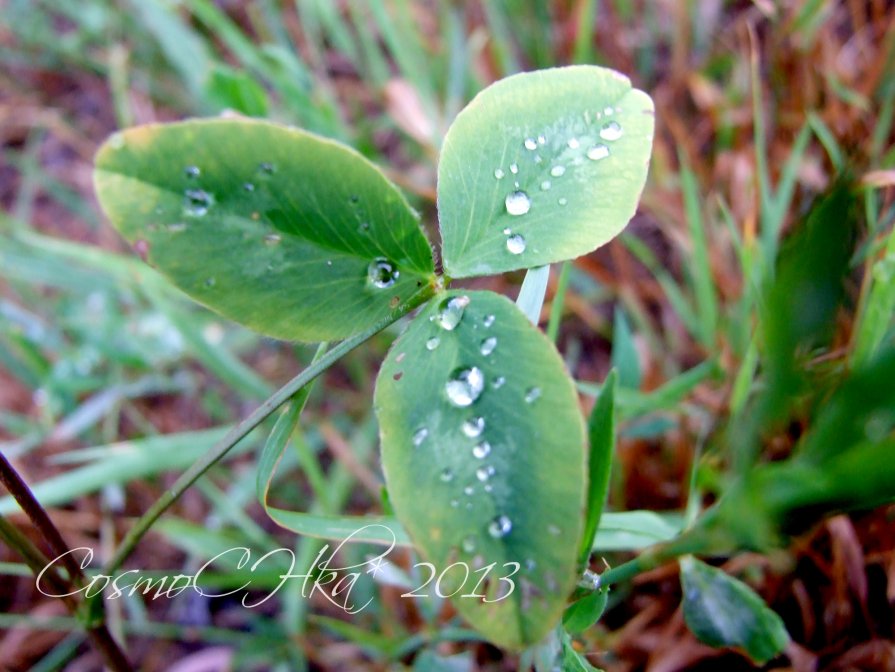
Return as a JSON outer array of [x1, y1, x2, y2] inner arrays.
[[598, 528, 711, 588], [105, 290, 433, 576]]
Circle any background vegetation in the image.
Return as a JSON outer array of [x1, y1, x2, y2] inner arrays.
[[1, 0, 893, 669]]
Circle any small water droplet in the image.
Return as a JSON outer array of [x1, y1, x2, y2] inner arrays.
[[480, 336, 497, 356], [184, 165, 200, 179], [326, 260, 333, 266], [550, 165, 566, 177], [472, 441, 491, 459], [435, 295, 470, 331], [484, 483, 493, 492], [243, 182, 255, 192], [204, 277, 216, 288], [367, 258, 399, 288], [264, 233, 282, 246], [425, 337, 440, 351], [476, 465, 495, 482], [505, 191, 531, 216], [489, 515, 512, 538], [450, 499, 459, 508], [506, 234, 526, 255], [462, 537, 476, 553], [483, 314, 495, 328], [167, 222, 187, 233], [464, 485, 474, 496], [509, 163, 519, 174], [258, 162, 276, 175], [524, 386, 541, 403], [537, 134, 546, 145], [540, 180, 551, 191], [587, 143, 610, 161], [445, 367, 485, 407], [412, 427, 429, 446], [183, 189, 213, 217], [547, 524, 561, 536], [440, 468, 454, 482], [568, 138, 580, 149], [462, 416, 485, 438], [523, 138, 537, 150], [599, 121, 623, 141], [558, 197, 568, 206], [525, 558, 537, 571], [494, 168, 505, 179], [493, 376, 506, 389]]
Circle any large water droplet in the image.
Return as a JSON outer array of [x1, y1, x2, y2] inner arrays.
[[494, 168, 505, 179], [425, 337, 440, 351], [489, 515, 512, 538], [599, 121, 623, 141], [264, 233, 282, 246], [505, 191, 531, 216], [476, 465, 495, 482], [480, 336, 497, 356], [412, 427, 429, 446], [506, 234, 526, 255], [445, 367, 485, 407], [472, 441, 491, 459], [524, 387, 541, 403], [184, 165, 200, 179], [183, 189, 213, 217], [462, 416, 485, 438], [368, 258, 399, 288], [523, 138, 537, 150], [587, 144, 610, 161], [434, 295, 470, 331]]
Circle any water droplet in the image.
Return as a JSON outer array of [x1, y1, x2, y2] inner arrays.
[[258, 162, 276, 175], [183, 189, 213, 217], [445, 367, 485, 407], [425, 337, 440, 351], [476, 465, 495, 481], [450, 499, 459, 508], [264, 233, 282, 246], [326, 260, 333, 266], [506, 234, 526, 255], [599, 121, 623, 141], [489, 515, 512, 538], [493, 376, 506, 389], [184, 165, 200, 179], [568, 138, 580, 149], [524, 386, 541, 403], [412, 427, 429, 446], [524, 138, 537, 150], [505, 191, 531, 216], [204, 277, 216, 288], [472, 441, 491, 459], [483, 314, 495, 328], [540, 180, 551, 191], [558, 197, 568, 206], [368, 258, 399, 288], [434, 295, 470, 331], [464, 485, 474, 496], [587, 144, 610, 161], [494, 168, 505, 179], [440, 468, 454, 482], [167, 222, 187, 233], [480, 336, 497, 356], [537, 134, 546, 145], [484, 484, 493, 493], [462, 537, 476, 553], [243, 182, 255, 192], [509, 163, 519, 174], [550, 165, 566, 177], [462, 416, 485, 438], [603, 106, 614, 116], [547, 524, 561, 536], [525, 558, 537, 571]]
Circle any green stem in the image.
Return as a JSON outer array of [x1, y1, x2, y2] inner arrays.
[[547, 261, 572, 343], [105, 289, 433, 576], [598, 528, 711, 588]]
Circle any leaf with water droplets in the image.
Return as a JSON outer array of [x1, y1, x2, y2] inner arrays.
[[374, 290, 587, 649], [94, 118, 435, 341], [438, 65, 654, 277]]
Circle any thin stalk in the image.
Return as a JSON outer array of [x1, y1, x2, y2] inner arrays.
[[598, 528, 710, 588], [546, 261, 572, 343], [105, 290, 433, 575]]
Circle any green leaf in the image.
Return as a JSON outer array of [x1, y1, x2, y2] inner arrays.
[[375, 290, 587, 649], [94, 118, 435, 342], [679, 556, 789, 665], [578, 370, 616, 565], [563, 588, 609, 634], [559, 630, 603, 671], [438, 65, 654, 278], [610, 309, 641, 389]]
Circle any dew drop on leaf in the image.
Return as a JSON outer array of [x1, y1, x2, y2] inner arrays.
[[440, 468, 454, 482], [258, 161, 276, 175], [550, 165, 566, 177], [506, 233, 526, 254], [462, 416, 485, 438], [167, 222, 187, 233], [184, 165, 200, 179], [434, 295, 470, 331], [489, 515, 512, 538], [587, 144, 610, 161], [568, 138, 580, 149], [412, 427, 429, 447], [264, 233, 282, 246], [425, 337, 440, 351], [445, 367, 485, 407], [524, 138, 537, 150], [367, 258, 399, 288], [494, 168, 505, 179], [462, 537, 476, 553], [476, 465, 495, 481], [483, 314, 496, 328], [509, 163, 519, 174], [599, 121, 623, 141], [243, 182, 255, 192], [204, 277, 216, 288], [183, 189, 213, 217], [505, 191, 531, 216], [493, 376, 506, 389], [524, 386, 541, 403], [472, 441, 491, 459], [558, 197, 568, 206], [480, 336, 497, 356]]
